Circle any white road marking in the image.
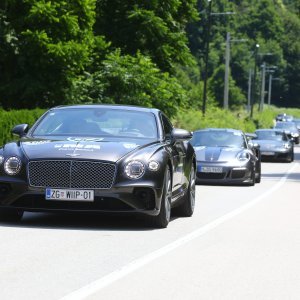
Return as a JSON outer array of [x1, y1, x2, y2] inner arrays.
[[60, 163, 299, 300]]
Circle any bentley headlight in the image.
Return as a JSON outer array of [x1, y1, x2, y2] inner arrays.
[[4, 156, 22, 175], [0, 155, 4, 165], [283, 143, 291, 149], [125, 161, 145, 179], [237, 152, 250, 162]]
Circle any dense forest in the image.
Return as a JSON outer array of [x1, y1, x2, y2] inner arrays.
[[0, 0, 299, 116]]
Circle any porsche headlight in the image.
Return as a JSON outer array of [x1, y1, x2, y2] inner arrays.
[[237, 152, 250, 162], [0, 155, 4, 165], [4, 156, 22, 175], [125, 161, 145, 179]]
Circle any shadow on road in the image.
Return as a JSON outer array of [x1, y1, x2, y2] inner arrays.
[[0, 212, 179, 231], [294, 151, 300, 161]]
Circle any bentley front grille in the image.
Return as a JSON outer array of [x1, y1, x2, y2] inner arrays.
[[28, 160, 116, 189]]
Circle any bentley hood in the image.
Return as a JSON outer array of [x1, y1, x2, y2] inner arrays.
[[194, 146, 241, 162], [20, 138, 155, 162]]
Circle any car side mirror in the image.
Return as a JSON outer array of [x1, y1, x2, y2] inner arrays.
[[245, 133, 257, 142], [11, 124, 29, 137], [248, 141, 259, 149], [171, 128, 192, 142]]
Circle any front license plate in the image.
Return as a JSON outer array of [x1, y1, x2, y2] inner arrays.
[[200, 166, 223, 173], [46, 188, 94, 202], [261, 152, 275, 156]]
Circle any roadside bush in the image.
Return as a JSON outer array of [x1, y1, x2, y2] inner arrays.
[[174, 107, 256, 133], [0, 109, 45, 145], [68, 51, 188, 117], [174, 105, 300, 133]]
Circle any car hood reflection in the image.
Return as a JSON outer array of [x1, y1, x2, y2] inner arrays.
[[21, 138, 153, 162], [194, 146, 241, 162]]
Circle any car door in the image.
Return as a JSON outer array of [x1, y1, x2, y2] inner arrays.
[[161, 114, 185, 199]]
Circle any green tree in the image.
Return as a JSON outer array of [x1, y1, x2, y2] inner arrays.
[[0, 0, 107, 108], [281, 9, 300, 107], [94, 0, 198, 73], [209, 65, 246, 109], [69, 50, 188, 117]]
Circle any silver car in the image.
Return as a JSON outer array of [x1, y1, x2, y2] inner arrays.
[[254, 129, 294, 162], [190, 128, 261, 186], [274, 121, 299, 144]]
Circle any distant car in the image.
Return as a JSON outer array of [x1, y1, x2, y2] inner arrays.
[[274, 121, 300, 144], [0, 105, 196, 228], [275, 113, 286, 122], [254, 129, 294, 162], [285, 115, 294, 122], [293, 118, 300, 132], [190, 128, 261, 186], [275, 113, 293, 122]]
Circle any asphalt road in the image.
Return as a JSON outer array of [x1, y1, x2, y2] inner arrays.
[[1, 147, 300, 300]]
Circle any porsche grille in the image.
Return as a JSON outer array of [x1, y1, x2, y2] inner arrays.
[[28, 160, 116, 189]]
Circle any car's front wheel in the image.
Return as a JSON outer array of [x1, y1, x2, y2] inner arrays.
[[0, 209, 23, 222], [174, 164, 196, 217], [255, 160, 261, 183], [287, 150, 294, 162], [248, 167, 256, 186], [147, 167, 172, 228]]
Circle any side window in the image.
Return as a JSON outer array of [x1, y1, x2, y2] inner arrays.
[[161, 114, 173, 139]]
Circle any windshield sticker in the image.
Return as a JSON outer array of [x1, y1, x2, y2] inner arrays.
[[23, 141, 51, 146], [54, 144, 100, 152], [67, 137, 104, 142]]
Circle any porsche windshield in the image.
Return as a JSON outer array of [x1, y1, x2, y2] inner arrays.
[[191, 131, 246, 148], [32, 108, 158, 139], [255, 130, 288, 141], [275, 122, 297, 131]]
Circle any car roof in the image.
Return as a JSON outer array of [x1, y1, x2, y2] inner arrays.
[[193, 128, 244, 134], [275, 121, 295, 125], [255, 129, 285, 133], [255, 129, 283, 131], [50, 104, 161, 114]]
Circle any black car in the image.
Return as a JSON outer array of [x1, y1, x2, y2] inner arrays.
[[293, 118, 300, 132], [190, 128, 261, 186], [274, 121, 300, 144], [0, 105, 196, 228], [254, 129, 294, 162]]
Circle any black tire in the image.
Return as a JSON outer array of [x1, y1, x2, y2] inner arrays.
[[146, 167, 172, 228], [249, 167, 256, 186], [255, 160, 261, 183], [174, 164, 196, 217], [291, 151, 294, 162], [0, 209, 23, 222], [286, 150, 294, 163]]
